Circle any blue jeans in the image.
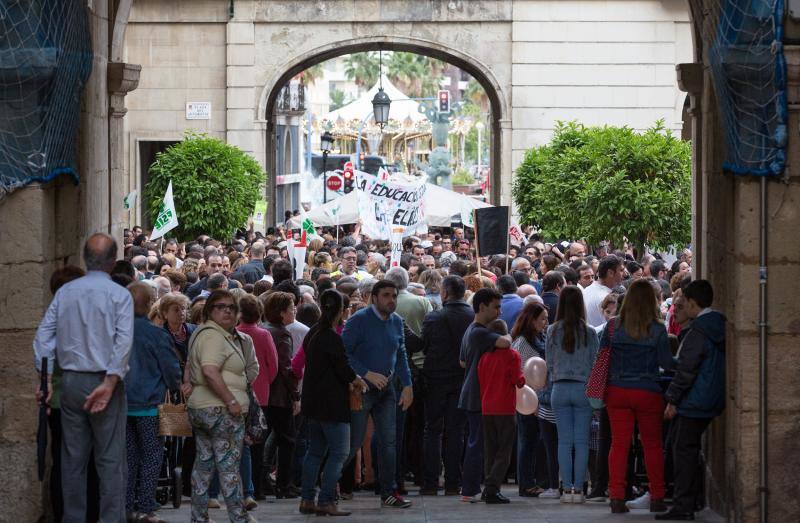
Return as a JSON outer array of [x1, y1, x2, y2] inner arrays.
[[209, 444, 253, 499], [516, 413, 539, 491], [461, 410, 484, 497], [346, 386, 398, 497], [423, 383, 466, 490], [551, 380, 593, 490], [370, 399, 407, 489], [301, 419, 350, 504]]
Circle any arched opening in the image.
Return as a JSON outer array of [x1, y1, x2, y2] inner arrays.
[[259, 37, 508, 225]]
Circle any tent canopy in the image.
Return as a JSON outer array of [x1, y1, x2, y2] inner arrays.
[[323, 76, 427, 124], [295, 182, 492, 229]]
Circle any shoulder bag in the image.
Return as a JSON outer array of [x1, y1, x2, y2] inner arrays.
[[585, 319, 616, 409]]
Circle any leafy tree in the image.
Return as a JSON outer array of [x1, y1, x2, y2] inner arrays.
[[512, 121, 691, 252], [329, 88, 348, 111], [343, 52, 380, 88], [387, 52, 445, 98], [295, 63, 324, 85], [144, 132, 264, 241]]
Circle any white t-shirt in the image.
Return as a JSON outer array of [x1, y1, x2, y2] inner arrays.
[[582, 281, 612, 328]]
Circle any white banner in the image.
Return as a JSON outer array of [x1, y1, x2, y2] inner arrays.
[[149, 181, 179, 241], [509, 222, 528, 247], [355, 171, 427, 240]]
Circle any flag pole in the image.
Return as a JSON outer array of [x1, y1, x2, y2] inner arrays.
[[506, 207, 511, 274]]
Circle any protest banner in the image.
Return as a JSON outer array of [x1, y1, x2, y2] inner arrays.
[[509, 222, 528, 247], [355, 171, 427, 240]]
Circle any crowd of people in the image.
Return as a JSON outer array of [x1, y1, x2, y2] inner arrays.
[[33, 223, 726, 523]]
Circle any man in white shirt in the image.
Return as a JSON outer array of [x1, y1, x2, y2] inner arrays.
[[34, 233, 134, 522], [582, 255, 624, 327]]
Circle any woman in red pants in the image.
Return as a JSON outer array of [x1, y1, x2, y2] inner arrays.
[[599, 279, 674, 514]]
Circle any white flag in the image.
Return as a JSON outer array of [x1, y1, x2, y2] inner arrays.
[[123, 190, 138, 210], [509, 222, 528, 247], [149, 181, 179, 241]]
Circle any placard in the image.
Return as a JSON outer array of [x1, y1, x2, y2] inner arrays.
[[186, 102, 211, 120], [355, 171, 427, 240]]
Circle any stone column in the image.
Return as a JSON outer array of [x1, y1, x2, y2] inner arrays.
[[676, 63, 704, 274], [107, 62, 141, 245], [496, 117, 512, 206]]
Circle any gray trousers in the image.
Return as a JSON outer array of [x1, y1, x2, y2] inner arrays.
[[60, 371, 127, 523]]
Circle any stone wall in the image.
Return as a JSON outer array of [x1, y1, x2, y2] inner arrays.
[[0, 1, 115, 520], [122, 0, 691, 217]]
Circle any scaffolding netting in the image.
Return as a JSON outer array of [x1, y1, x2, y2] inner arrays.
[[0, 0, 93, 200], [706, 0, 787, 176]]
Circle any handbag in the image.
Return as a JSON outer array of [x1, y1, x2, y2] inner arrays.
[[158, 391, 192, 437], [227, 334, 269, 444], [585, 319, 616, 409]]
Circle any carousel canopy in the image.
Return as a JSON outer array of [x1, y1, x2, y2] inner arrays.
[[323, 76, 427, 124]]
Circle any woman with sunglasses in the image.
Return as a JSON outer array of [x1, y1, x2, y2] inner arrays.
[[186, 289, 259, 523]]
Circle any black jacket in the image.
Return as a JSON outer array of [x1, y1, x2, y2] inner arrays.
[[421, 300, 474, 384], [665, 310, 726, 418], [541, 292, 559, 324], [233, 259, 266, 284], [266, 322, 299, 407], [301, 324, 356, 423], [185, 276, 238, 300]]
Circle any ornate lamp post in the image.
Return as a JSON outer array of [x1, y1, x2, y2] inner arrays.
[[321, 130, 334, 203]]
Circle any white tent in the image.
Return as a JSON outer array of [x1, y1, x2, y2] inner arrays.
[[323, 76, 427, 124], [294, 182, 492, 228]]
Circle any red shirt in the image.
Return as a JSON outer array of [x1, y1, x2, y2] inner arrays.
[[477, 347, 525, 415], [237, 322, 278, 406]]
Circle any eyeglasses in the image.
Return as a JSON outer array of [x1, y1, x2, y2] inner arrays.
[[212, 304, 237, 313], [343, 256, 357, 261]]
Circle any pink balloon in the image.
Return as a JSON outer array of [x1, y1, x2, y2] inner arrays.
[[524, 357, 547, 390], [516, 385, 539, 415]]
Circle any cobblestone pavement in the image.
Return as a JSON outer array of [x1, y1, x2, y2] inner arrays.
[[162, 488, 725, 522]]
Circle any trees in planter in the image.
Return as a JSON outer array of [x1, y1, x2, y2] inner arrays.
[[144, 132, 264, 241], [512, 121, 691, 252]]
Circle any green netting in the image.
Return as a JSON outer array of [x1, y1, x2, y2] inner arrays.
[[0, 0, 93, 200]]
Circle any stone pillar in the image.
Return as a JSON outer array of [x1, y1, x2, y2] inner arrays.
[[697, 45, 800, 523], [108, 62, 141, 244], [496, 117, 512, 206], [0, 2, 115, 521]]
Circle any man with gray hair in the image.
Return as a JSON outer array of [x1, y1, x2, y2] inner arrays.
[[131, 254, 147, 281], [34, 233, 134, 522]]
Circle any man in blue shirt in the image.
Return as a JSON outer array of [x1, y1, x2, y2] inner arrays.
[[498, 275, 524, 331], [342, 280, 414, 508]]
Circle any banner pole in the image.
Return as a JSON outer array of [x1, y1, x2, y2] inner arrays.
[[506, 207, 511, 273]]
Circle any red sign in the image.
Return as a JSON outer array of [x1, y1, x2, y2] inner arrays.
[[326, 175, 343, 191], [343, 161, 354, 172]]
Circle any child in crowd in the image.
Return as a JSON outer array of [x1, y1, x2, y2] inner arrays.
[[478, 319, 526, 504]]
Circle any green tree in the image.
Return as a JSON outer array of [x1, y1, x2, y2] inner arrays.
[[144, 132, 264, 241], [295, 62, 324, 85], [329, 88, 348, 111], [343, 52, 380, 88], [512, 121, 691, 252], [387, 52, 445, 98]]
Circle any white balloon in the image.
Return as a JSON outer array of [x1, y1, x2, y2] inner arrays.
[[516, 385, 539, 415], [524, 356, 547, 390]]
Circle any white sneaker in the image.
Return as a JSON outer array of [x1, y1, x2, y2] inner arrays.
[[626, 491, 651, 509], [573, 490, 585, 504], [560, 490, 573, 503], [539, 488, 560, 499]]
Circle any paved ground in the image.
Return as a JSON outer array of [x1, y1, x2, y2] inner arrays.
[[162, 488, 725, 522]]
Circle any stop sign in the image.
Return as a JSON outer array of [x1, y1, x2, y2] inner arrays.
[[326, 175, 342, 191]]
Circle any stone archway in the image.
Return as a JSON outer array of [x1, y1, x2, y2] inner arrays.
[[257, 36, 510, 223]]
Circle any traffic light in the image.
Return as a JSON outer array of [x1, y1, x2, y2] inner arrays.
[[438, 89, 450, 113], [343, 162, 355, 193]]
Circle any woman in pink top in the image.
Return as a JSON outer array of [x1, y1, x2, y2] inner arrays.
[[236, 294, 278, 499]]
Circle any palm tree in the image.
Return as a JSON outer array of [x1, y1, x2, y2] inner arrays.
[[294, 63, 324, 85], [463, 78, 490, 113], [343, 52, 380, 88], [387, 52, 446, 98]]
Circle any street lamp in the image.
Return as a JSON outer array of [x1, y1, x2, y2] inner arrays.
[[372, 50, 391, 129], [321, 130, 334, 204], [372, 88, 391, 129]]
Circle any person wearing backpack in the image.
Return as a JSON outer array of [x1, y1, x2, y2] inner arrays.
[[657, 280, 726, 521]]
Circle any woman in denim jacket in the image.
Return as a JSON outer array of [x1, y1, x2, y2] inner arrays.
[[545, 286, 599, 503], [601, 279, 675, 514]]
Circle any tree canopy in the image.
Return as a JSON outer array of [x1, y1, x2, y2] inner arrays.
[[144, 132, 264, 241], [512, 121, 691, 252]]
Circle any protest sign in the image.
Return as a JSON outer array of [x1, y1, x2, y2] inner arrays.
[[389, 227, 405, 268], [473, 206, 509, 257], [355, 171, 426, 240], [509, 222, 528, 247]]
